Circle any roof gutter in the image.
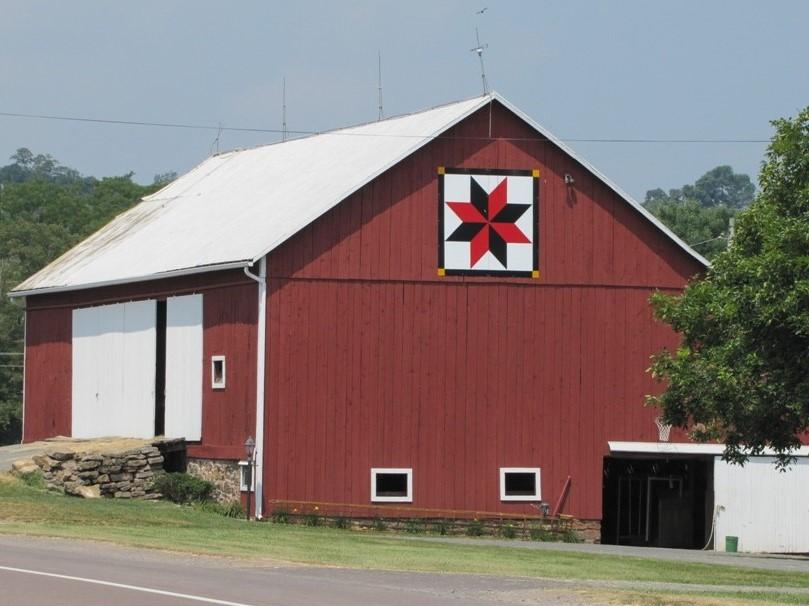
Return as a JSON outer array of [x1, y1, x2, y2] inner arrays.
[[8, 260, 253, 299], [243, 258, 267, 520], [608, 441, 809, 457]]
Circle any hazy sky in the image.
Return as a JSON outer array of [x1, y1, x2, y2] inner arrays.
[[2, 1, 807, 201]]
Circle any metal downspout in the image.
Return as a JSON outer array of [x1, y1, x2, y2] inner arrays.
[[243, 259, 267, 519]]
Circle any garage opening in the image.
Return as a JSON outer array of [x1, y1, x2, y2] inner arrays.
[[601, 456, 713, 549]]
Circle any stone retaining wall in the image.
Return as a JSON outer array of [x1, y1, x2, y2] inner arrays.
[[186, 458, 241, 503], [33, 445, 165, 499]]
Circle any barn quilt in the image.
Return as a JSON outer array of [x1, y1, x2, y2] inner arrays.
[[438, 168, 538, 276]]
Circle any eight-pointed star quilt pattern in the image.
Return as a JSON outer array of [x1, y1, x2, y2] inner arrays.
[[439, 169, 537, 276]]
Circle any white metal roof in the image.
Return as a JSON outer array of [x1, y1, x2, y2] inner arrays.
[[12, 92, 707, 297]]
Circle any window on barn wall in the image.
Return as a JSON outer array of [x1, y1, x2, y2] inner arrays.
[[500, 468, 541, 501], [211, 355, 226, 389], [370, 468, 412, 502], [238, 461, 255, 491]]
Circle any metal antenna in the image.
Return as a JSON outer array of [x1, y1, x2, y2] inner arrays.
[[471, 26, 489, 95], [210, 122, 223, 155], [282, 77, 288, 142], [377, 50, 383, 121]]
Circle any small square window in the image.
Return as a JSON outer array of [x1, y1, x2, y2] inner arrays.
[[238, 460, 255, 492], [211, 355, 226, 389], [500, 467, 541, 501], [371, 468, 412, 503]]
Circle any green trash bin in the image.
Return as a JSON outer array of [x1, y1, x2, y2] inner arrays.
[[725, 535, 739, 552]]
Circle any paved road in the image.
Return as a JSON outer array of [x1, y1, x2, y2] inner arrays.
[[0, 442, 50, 472], [0, 536, 590, 606], [1, 535, 808, 606]]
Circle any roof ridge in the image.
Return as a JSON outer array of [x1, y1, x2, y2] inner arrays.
[[210, 93, 490, 158]]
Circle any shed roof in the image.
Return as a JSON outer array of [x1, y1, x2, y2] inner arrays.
[[12, 92, 707, 297]]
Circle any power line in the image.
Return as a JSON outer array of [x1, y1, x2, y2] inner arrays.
[[0, 110, 770, 144]]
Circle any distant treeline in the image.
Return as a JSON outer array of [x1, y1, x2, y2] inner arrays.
[[0, 149, 168, 444]]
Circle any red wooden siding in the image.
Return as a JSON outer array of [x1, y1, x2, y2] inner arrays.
[[23, 307, 72, 442], [264, 280, 682, 520], [262, 101, 701, 520], [193, 283, 257, 460]]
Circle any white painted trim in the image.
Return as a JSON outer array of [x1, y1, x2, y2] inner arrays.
[[370, 468, 413, 503], [211, 355, 226, 390], [8, 260, 252, 298], [499, 467, 542, 501], [608, 441, 809, 457]]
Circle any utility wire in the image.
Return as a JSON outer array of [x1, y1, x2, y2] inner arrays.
[[0, 110, 769, 144], [689, 235, 728, 248]]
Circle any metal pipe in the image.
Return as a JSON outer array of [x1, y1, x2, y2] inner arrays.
[[242, 259, 267, 519]]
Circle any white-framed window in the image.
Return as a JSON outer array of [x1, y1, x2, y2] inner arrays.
[[211, 355, 226, 389], [370, 468, 413, 503], [238, 460, 256, 492], [499, 467, 541, 501]]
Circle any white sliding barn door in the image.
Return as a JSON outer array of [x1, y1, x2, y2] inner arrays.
[[72, 300, 156, 439], [164, 294, 203, 440]]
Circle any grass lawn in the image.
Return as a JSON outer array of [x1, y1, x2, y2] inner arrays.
[[1, 474, 807, 605]]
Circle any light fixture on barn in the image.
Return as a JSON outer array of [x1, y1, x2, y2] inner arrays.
[[244, 436, 256, 520], [564, 174, 575, 186]]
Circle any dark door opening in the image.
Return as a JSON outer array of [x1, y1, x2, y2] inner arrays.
[[154, 299, 167, 436], [601, 456, 713, 549]]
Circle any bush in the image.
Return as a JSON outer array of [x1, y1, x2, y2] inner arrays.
[[371, 517, 387, 532], [561, 529, 582, 543], [466, 519, 484, 537], [197, 500, 244, 518], [333, 516, 349, 529], [18, 470, 44, 489], [431, 520, 450, 535], [153, 472, 213, 504], [529, 526, 553, 542], [404, 519, 422, 534], [501, 523, 517, 539], [304, 512, 321, 527], [271, 508, 290, 524]]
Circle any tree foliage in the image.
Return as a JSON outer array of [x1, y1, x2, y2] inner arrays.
[[0, 149, 159, 444], [648, 108, 809, 466], [644, 166, 755, 260]]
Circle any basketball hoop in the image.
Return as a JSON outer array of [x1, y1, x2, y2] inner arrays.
[[655, 417, 672, 442]]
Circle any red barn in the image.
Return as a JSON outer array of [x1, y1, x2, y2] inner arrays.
[[13, 93, 725, 546]]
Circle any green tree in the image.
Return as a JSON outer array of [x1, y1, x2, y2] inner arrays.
[[648, 107, 809, 466], [644, 166, 754, 260], [0, 149, 158, 444]]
